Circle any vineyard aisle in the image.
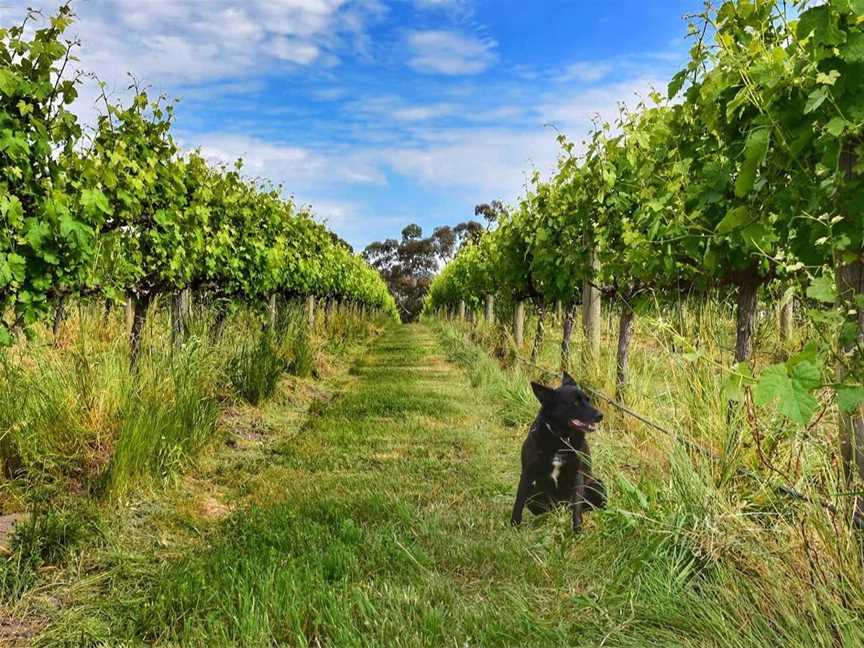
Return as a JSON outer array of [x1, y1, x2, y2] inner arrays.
[[36, 323, 619, 646]]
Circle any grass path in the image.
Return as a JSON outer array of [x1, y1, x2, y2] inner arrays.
[[45, 323, 617, 647]]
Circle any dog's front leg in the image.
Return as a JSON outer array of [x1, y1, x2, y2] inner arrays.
[[511, 473, 532, 527], [571, 468, 585, 533]]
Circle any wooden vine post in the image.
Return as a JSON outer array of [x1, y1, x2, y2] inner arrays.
[[169, 288, 193, 347], [458, 300, 466, 321], [530, 299, 547, 363], [125, 298, 135, 333], [129, 294, 151, 371], [779, 295, 793, 345], [514, 300, 525, 346], [560, 304, 577, 372], [170, 291, 183, 347], [306, 295, 316, 326], [484, 294, 495, 325], [52, 296, 66, 347], [582, 232, 601, 369], [268, 293, 278, 331]]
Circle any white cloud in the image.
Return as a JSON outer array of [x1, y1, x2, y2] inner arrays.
[[185, 133, 386, 188], [537, 77, 667, 132], [392, 104, 456, 121], [407, 30, 497, 75], [380, 128, 559, 196], [347, 95, 457, 123], [16, 0, 384, 93], [561, 61, 613, 83]]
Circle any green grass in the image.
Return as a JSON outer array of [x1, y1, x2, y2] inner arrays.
[[227, 332, 287, 405], [8, 312, 864, 646]]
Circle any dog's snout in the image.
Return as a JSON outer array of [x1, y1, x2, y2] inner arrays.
[[596, 412, 604, 422]]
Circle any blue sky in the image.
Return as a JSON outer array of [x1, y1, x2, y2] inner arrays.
[[11, 0, 702, 250]]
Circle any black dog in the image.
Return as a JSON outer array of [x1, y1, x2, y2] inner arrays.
[[511, 372, 606, 532]]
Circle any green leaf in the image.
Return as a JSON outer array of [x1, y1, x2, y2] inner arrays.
[[825, 117, 850, 137], [723, 362, 754, 403], [24, 218, 50, 250], [80, 188, 112, 216], [839, 32, 864, 63], [668, 70, 687, 99], [805, 87, 829, 114], [791, 360, 822, 391], [837, 387, 864, 413], [735, 128, 771, 197], [741, 220, 777, 251], [7, 254, 25, 282], [0, 69, 20, 96], [753, 364, 820, 426], [806, 274, 836, 303], [816, 70, 841, 85], [716, 206, 750, 234], [0, 324, 12, 347], [797, 6, 845, 45]]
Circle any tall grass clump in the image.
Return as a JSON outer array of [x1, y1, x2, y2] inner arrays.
[[227, 332, 287, 404], [275, 303, 316, 378], [0, 320, 130, 490], [104, 337, 222, 498]]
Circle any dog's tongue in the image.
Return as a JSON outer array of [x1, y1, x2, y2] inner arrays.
[[570, 419, 594, 431]]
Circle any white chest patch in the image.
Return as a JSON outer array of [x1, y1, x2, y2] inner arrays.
[[550, 453, 565, 489]]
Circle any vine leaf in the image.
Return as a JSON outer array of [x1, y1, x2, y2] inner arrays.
[[806, 275, 836, 303], [839, 32, 864, 63], [753, 361, 821, 426], [735, 128, 770, 197], [716, 206, 749, 233]]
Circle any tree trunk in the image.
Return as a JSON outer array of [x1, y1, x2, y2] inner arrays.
[[130, 294, 151, 371], [52, 296, 66, 347], [615, 299, 636, 401], [555, 300, 563, 325], [779, 295, 794, 345], [514, 300, 525, 347], [837, 144, 864, 523], [102, 299, 112, 327], [457, 300, 465, 321], [561, 304, 577, 372], [735, 275, 759, 363], [530, 299, 547, 364], [484, 294, 495, 325]]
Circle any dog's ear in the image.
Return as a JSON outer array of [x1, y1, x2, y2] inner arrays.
[[531, 382, 555, 405], [562, 371, 577, 387]]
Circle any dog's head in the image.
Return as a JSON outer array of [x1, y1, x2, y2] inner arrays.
[[531, 372, 603, 435]]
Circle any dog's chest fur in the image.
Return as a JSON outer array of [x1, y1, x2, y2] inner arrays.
[[522, 420, 588, 493]]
